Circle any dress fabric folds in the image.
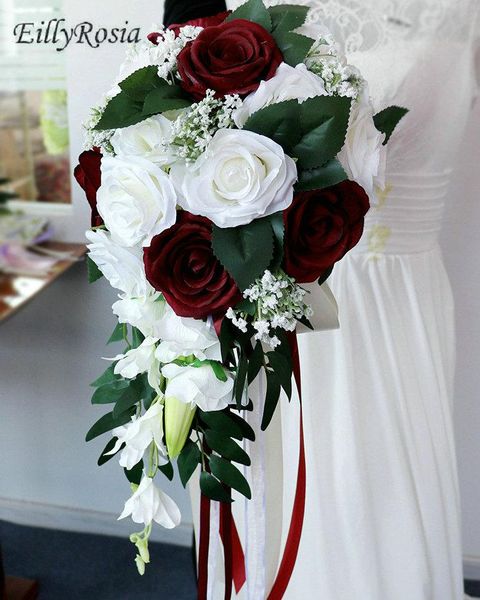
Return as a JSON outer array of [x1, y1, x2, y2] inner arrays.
[[177, 0, 480, 598]]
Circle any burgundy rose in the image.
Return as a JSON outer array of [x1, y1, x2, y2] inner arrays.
[[176, 19, 283, 100], [144, 211, 242, 319], [283, 181, 370, 283], [74, 149, 103, 228]]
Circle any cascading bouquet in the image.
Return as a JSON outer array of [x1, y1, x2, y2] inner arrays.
[[75, 0, 406, 577]]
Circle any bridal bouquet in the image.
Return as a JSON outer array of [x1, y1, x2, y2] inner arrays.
[[75, 0, 406, 575]]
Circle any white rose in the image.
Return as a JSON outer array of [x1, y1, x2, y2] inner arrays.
[[97, 155, 177, 248], [162, 363, 233, 412], [171, 129, 297, 228], [111, 115, 174, 167], [107, 401, 167, 470], [154, 304, 221, 363], [86, 229, 152, 298], [233, 63, 326, 128], [337, 89, 386, 202], [119, 476, 181, 528], [113, 295, 166, 338]]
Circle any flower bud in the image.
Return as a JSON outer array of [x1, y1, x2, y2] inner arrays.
[[164, 396, 196, 459]]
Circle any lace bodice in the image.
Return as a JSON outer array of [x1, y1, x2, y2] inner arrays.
[[228, 0, 480, 255]]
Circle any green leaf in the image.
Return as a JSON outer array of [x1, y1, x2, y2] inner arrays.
[[373, 106, 408, 144], [108, 322, 127, 345], [243, 99, 301, 153], [295, 95, 351, 168], [178, 440, 202, 487], [87, 255, 102, 283], [212, 217, 275, 291], [124, 460, 144, 486], [267, 351, 292, 399], [97, 437, 122, 466], [200, 471, 232, 503], [200, 410, 246, 441], [268, 211, 285, 272], [227, 0, 272, 30], [269, 5, 309, 32], [119, 66, 162, 100], [261, 370, 281, 430], [94, 93, 144, 131], [91, 380, 130, 405], [296, 158, 347, 191], [248, 342, 264, 384], [235, 298, 256, 316], [272, 31, 314, 66], [191, 359, 228, 383], [86, 408, 134, 442], [131, 327, 145, 349], [142, 87, 191, 116], [204, 431, 251, 466], [209, 456, 251, 499], [234, 353, 248, 408], [228, 412, 255, 442], [318, 265, 334, 286], [112, 385, 142, 418], [158, 461, 174, 481], [91, 364, 118, 388]]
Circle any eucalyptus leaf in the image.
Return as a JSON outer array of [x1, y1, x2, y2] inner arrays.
[[200, 471, 232, 503], [267, 351, 293, 399], [234, 353, 249, 408], [97, 437, 122, 466], [204, 431, 251, 466], [124, 460, 144, 486], [86, 408, 134, 442], [108, 322, 126, 345], [178, 440, 202, 487], [227, 411, 256, 442], [200, 410, 246, 441], [158, 461, 175, 481], [247, 342, 264, 384], [261, 370, 281, 431], [91, 364, 118, 388], [91, 380, 130, 405], [209, 456, 252, 499]]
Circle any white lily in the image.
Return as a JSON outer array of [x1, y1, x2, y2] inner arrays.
[[119, 476, 181, 528], [162, 363, 233, 413], [109, 337, 161, 392], [106, 401, 168, 470]]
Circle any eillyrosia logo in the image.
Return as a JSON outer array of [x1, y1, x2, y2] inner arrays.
[[13, 19, 141, 51]]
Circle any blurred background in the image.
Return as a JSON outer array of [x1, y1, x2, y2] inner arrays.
[[0, 0, 479, 598]]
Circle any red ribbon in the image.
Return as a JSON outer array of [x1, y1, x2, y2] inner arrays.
[[267, 332, 306, 600], [198, 332, 305, 599]]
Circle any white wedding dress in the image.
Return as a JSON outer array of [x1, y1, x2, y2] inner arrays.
[[192, 1, 480, 598]]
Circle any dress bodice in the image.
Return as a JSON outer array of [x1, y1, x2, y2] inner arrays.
[[228, 0, 480, 254]]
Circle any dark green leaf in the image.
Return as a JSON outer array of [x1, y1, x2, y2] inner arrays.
[[178, 440, 201, 487], [86, 408, 134, 442], [235, 298, 256, 316], [191, 359, 228, 383], [209, 456, 251, 499], [234, 353, 249, 408], [248, 342, 264, 384], [158, 461, 174, 481], [142, 87, 191, 116], [296, 158, 347, 191], [272, 30, 314, 66], [200, 471, 232, 503], [108, 322, 126, 345], [94, 93, 144, 131], [219, 319, 236, 366], [200, 410, 246, 441], [91, 380, 130, 405], [227, 412, 255, 441], [97, 437, 123, 466], [87, 255, 102, 283], [268, 211, 285, 271], [124, 460, 144, 485], [297, 315, 314, 330], [227, 0, 272, 30], [204, 431, 251, 466], [267, 351, 292, 399], [212, 217, 274, 291], [318, 265, 334, 286], [373, 106, 408, 144], [269, 5, 309, 32], [113, 385, 142, 418], [91, 364, 118, 388], [119, 66, 162, 100], [261, 370, 281, 430], [131, 327, 145, 349], [243, 99, 301, 153]]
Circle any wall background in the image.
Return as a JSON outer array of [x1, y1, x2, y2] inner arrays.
[[0, 0, 479, 577]]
